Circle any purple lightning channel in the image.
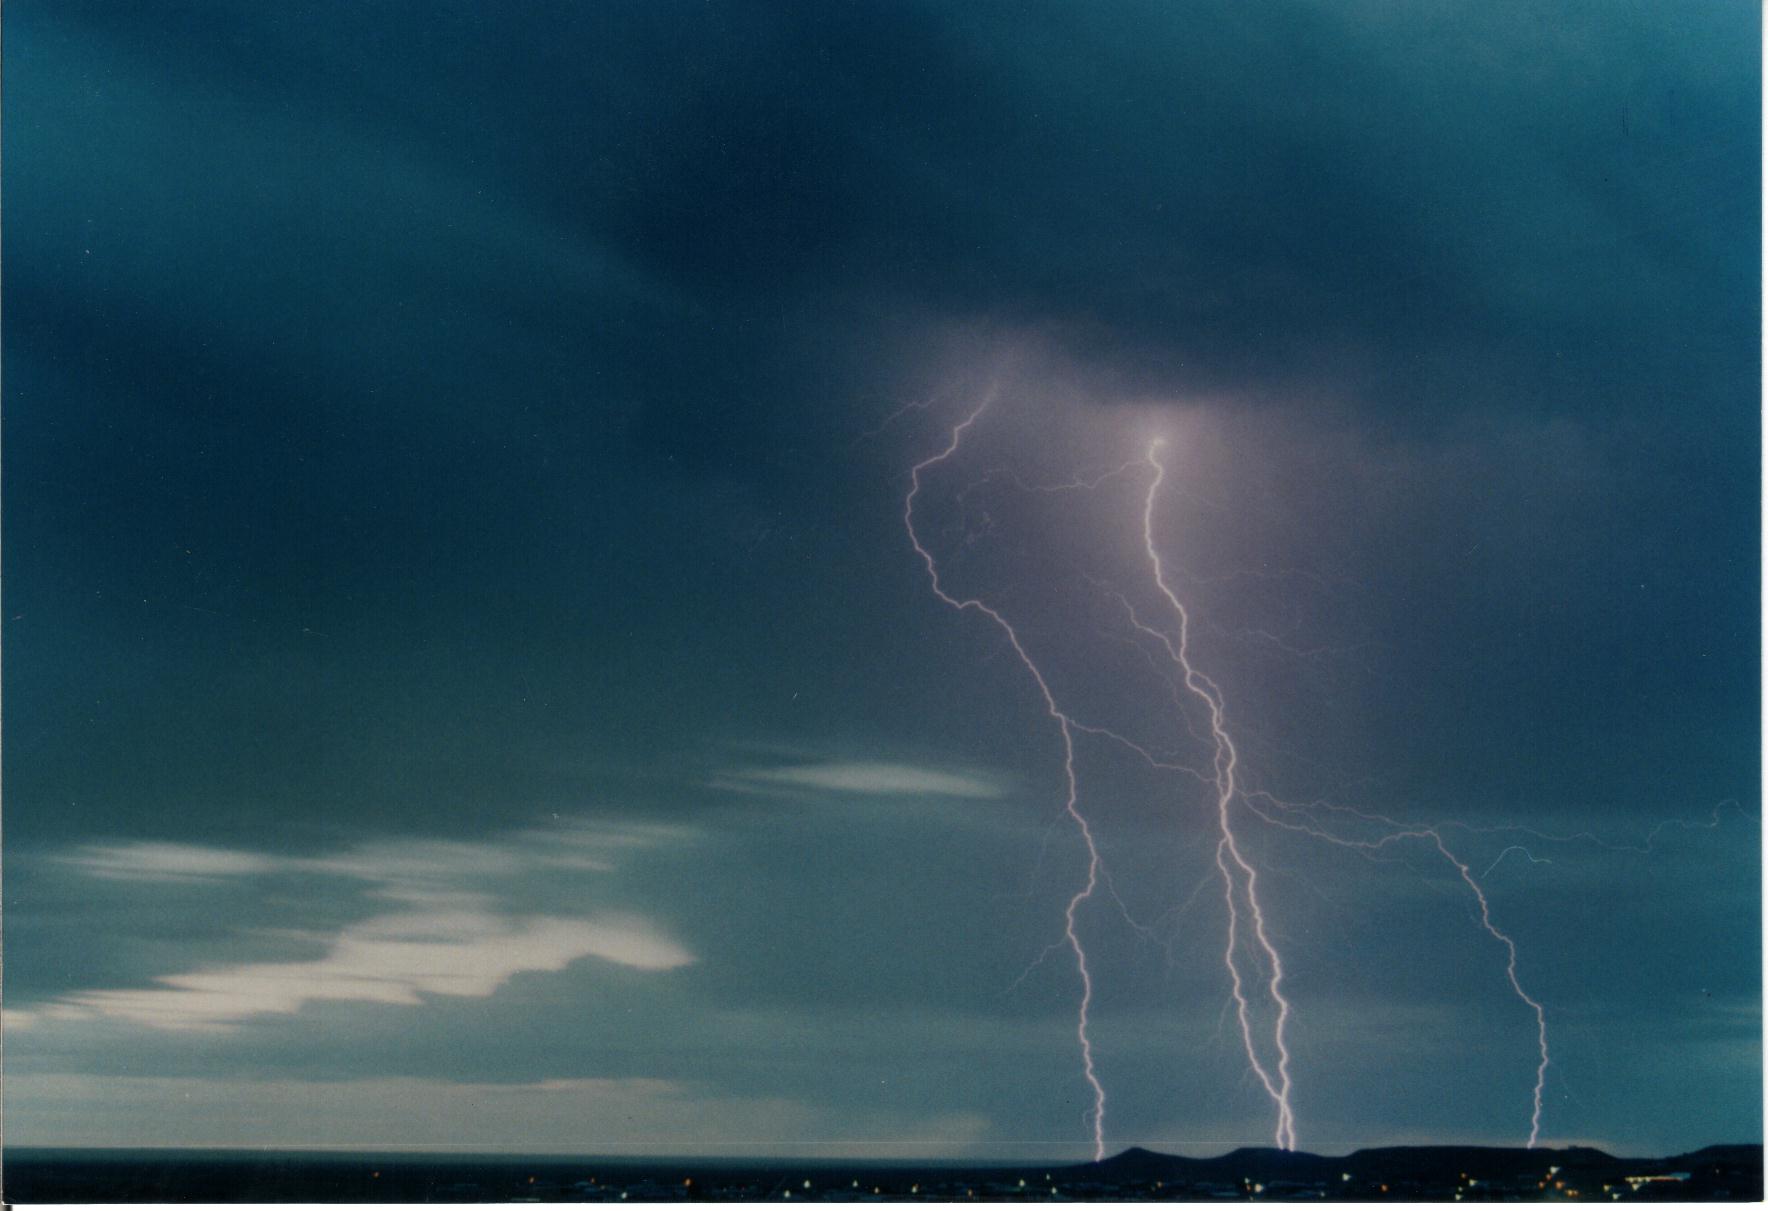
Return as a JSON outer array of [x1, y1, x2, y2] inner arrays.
[[1140, 439, 1299, 1151], [903, 398, 1110, 1161]]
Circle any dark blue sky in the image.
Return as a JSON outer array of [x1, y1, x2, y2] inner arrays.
[[4, 0, 1759, 1158]]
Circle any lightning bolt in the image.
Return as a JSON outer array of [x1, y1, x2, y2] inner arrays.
[[1140, 438, 1298, 1151], [904, 397, 1110, 1160], [1431, 834, 1550, 1148]]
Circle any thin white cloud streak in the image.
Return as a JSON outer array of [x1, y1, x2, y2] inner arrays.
[[59, 843, 279, 882], [58, 819, 698, 885], [718, 761, 1007, 800]]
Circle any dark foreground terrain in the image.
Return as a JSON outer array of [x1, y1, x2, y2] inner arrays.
[[4, 1143, 1760, 1202]]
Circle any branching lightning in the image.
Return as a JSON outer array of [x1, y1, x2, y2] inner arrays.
[[1431, 834, 1551, 1148], [1140, 439, 1298, 1150], [1481, 845, 1553, 880], [904, 397, 1109, 1160]]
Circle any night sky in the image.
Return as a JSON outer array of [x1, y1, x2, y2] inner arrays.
[[4, 0, 1760, 1160]]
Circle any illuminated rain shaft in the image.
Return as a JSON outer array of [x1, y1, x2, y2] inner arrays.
[[903, 398, 1110, 1161], [1139, 439, 1298, 1151]]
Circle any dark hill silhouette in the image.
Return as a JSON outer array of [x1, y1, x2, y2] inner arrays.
[[1067, 1141, 1762, 1198]]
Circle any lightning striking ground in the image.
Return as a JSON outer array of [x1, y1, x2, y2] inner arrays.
[[1140, 439, 1299, 1151], [1432, 834, 1551, 1147], [1214, 785, 1553, 1145], [904, 398, 1110, 1160]]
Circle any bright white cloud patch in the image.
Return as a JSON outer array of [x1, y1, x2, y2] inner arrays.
[[49, 911, 691, 1032], [719, 761, 1006, 800], [26, 817, 696, 1032]]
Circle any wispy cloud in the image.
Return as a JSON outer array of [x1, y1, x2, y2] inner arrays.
[[59, 843, 279, 882], [27, 818, 697, 1031], [715, 761, 1007, 801], [59, 819, 697, 886]]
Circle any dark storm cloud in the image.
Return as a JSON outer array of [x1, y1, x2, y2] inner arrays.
[[26, 0, 1756, 446], [538, 0, 1756, 433]]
